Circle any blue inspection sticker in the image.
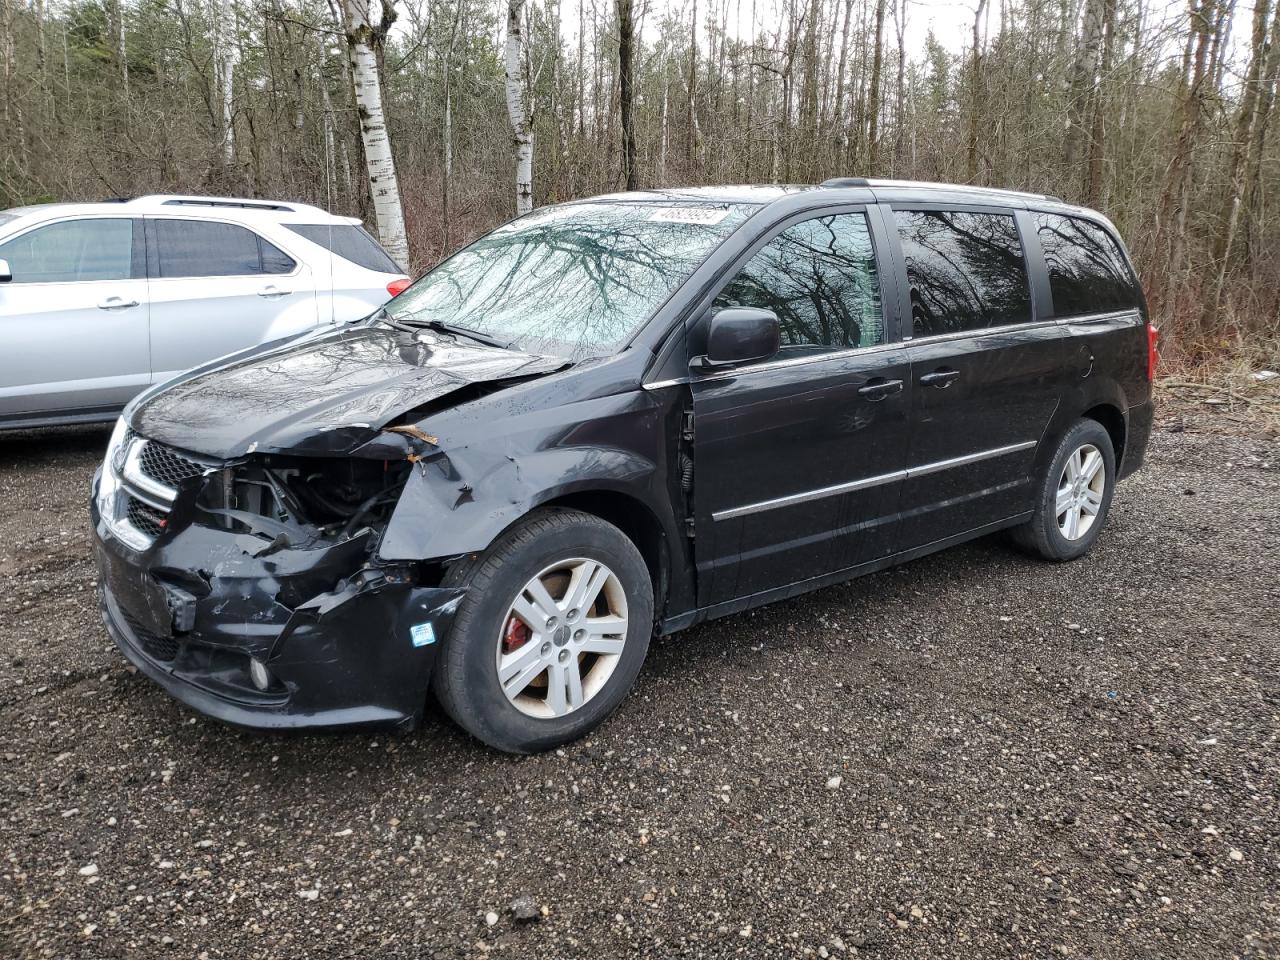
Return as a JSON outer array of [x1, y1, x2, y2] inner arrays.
[[409, 622, 437, 648]]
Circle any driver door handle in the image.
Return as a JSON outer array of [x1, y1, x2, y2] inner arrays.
[[97, 296, 139, 310], [258, 285, 291, 299], [919, 368, 961, 388], [857, 378, 904, 401]]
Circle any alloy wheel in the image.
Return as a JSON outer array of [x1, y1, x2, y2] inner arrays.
[[495, 558, 629, 719], [1056, 443, 1106, 541]]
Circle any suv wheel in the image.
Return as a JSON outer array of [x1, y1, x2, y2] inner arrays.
[[1012, 419, 1116, 561], [433, 508, 653, 753]]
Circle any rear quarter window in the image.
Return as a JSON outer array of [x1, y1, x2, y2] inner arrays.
[[286, 224, 401, 274], [1034, 213, 1140, 317]]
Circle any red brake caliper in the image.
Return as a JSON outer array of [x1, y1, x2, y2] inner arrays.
[[503, 617, 532, 654]]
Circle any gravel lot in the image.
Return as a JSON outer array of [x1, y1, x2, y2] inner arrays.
[[1, 409, 1277, 959]]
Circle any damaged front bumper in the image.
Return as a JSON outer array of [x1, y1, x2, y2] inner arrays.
[[90, 464, 464, 731]]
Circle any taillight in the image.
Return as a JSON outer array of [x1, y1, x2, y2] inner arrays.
[[1146, 323, 1159, 381], [387, 277, 411, 297]]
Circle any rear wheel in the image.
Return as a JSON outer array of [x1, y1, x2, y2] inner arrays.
[[433, 508, 653, 753], [1012, 418, 1116, 561]]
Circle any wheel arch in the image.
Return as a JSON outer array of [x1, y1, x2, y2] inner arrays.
[[537, 490, 672, 620], [1081, 402, 1127, 467]]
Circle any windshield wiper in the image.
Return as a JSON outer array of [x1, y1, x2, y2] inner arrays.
[[378, 311, 511, 349]]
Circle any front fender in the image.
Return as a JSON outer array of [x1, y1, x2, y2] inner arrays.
[[375, 393, 672, 561]]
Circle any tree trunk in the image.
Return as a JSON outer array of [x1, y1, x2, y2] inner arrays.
[[687, 0, 698, 171], [966, 0, 988, 182], [1065, 0, 1106, 172], [505, 0, 533, 214], [1243, 0, 1280, 265], [1083, 0, 1116, 205], [1153, 0, 1218, 322], [216, 0, 236, 168], [867, 0, 887, 172], [616, 0, 637, 189], [341, 0, 409, 268]]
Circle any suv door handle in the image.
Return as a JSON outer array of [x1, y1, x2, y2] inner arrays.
[[97, 296, 139, 310], [857, 378, 904, 401], [919, 368, 961, 388], [258, 285, 291, 299]]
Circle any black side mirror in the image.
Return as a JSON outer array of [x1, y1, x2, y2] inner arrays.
[[695, 307, 780, 369], [0, 259, 11, 284]]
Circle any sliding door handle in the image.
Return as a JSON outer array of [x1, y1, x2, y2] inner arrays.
[[919, 368, 961, 388], [857, 378, 904, 401], [98, 296, 140, 310]]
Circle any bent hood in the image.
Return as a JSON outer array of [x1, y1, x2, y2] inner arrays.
[[129, 325, 566, 458]]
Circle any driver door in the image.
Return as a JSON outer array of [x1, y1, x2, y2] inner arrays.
[[688, 207, 912, 608]]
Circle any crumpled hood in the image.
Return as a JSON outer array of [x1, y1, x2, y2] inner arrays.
[[129, 324, 566, 458]]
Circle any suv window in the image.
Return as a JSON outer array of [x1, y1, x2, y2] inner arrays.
[[154, 219, 296, 278], [893, 210, 1032, 337], [285, 224, 400, 274], [0, 218, 135, 283], [1034, 213, 1140, 317], [714, 212, 884, 357]]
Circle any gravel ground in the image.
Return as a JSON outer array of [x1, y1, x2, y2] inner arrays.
[[1, 411, 1277, 959]]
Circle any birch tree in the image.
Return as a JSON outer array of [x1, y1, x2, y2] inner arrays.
[[340, 0, 410, 268], [215, 0, 237, 167], [505, 0, 533, 214]]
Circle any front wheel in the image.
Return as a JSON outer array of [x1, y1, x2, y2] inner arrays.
[[1012, 418, 1116, 561], [432, 508, 653, 753]]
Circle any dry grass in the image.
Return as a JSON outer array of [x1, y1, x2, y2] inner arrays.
[[1156, 350, 1280, 435]]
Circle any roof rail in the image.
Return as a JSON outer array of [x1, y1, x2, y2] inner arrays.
[[818, 177, 1062, 203], [156, 197, 296, 213]]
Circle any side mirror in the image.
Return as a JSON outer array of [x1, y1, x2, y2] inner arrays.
[[0, 259, 10, 283], [695, 307, 780, 369]]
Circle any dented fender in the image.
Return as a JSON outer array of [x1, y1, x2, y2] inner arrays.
[[374, 388, 678, 562]]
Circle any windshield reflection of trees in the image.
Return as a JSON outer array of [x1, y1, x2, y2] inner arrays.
[[715, 215, 883, 352], [896, 212, 1031, 336], [389, 205, 747, 361]]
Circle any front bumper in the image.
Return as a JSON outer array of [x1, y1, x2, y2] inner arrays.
[[91, 467, 464, 731]]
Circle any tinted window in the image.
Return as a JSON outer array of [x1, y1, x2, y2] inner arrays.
[[894, 210, 1031, 336], [0, 218, 134, 283], [1035, 213, 1139, 317], [286, 223, 401, 274], [714, 212, 884, 355], [154, 219, 295, 278]]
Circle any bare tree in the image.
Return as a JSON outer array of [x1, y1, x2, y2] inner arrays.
[[505, 0, 534, 214], [340, 0, 409, 268], [617, 0, 637, 188]]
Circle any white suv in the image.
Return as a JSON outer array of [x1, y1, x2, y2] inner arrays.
[[0, 195, 410, 429]]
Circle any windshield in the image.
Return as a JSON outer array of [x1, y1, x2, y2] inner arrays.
[[384, 200, 756, 360]]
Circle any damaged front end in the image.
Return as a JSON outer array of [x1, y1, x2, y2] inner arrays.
[[91, 418, 464, 730]]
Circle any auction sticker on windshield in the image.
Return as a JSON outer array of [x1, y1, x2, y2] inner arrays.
[[648, 208, 732, 225]]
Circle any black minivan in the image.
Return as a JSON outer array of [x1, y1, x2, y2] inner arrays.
[[91, 180, 1156, 752]]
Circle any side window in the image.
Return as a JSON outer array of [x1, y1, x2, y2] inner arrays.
[[893, 210, 1032, 337], [259, 237, 296, 274], [714, 212, 884, 357], [154, 219, 296, 278], [285, 224, 401, 273], [0, 219, 134, 283], [1034, 213, 1139, 317]]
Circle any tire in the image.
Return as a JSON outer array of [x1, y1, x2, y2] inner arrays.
[[432, 508, 653, 754], [1011, 418, 1116, 562]]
